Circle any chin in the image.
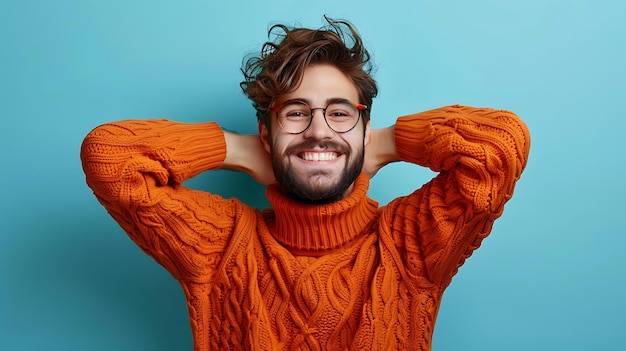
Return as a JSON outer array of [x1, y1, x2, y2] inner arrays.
[[273, 146, 365, 204], [279, 170, 358, 204]]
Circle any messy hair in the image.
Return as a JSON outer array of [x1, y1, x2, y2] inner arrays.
[[240, 16, 378, 127]]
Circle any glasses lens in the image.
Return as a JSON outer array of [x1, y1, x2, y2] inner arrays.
[[277, 101, 312, 134], [276, 100, 362, 134], [325, 101, 360, 133]]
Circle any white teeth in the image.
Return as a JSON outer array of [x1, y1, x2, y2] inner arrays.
[[301, 152, 338, 161]]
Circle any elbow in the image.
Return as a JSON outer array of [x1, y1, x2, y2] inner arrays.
[[487, 112, 531, 213], [465, 110, 531, 214], [80, 123, 128, 203], [80, 124, 112, 181], [500, 110, 531, 173], [80, 121, 169, 207]]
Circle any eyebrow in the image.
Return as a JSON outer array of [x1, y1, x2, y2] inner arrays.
[[286, 97, 352, 106]]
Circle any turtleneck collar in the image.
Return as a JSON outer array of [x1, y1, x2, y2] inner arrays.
[[263, 173, 379, 255]]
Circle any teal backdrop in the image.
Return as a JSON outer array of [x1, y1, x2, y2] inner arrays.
[[2, 0, 624, 350]]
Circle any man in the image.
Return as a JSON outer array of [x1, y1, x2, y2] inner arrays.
[[81, 17, 530, 351]]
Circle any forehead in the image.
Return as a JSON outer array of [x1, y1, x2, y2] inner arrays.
[[279, 64, 359, 104]]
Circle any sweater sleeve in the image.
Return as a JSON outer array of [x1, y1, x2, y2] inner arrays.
[[80, 119, 239, 282], [384, 105, 530, 288]]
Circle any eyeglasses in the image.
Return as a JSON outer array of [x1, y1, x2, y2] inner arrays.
[[271, 99, 368, 134]]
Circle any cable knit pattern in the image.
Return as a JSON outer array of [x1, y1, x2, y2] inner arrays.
[[81, 105, 530, 350]]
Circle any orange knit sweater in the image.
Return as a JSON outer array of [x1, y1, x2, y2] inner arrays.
[[81, 105, 530, 350]]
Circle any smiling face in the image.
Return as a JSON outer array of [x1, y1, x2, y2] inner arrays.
[[259, 64, 371, 204]]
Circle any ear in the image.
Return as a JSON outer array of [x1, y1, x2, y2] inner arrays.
[[258, 121, 272, 154], [363, 120, 372, 146]]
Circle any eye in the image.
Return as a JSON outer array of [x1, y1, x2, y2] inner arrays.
[[279, 101, 311, 119], [328, 110, 349, 117], [284, 109, 310, 119], [326, 103, 356, 119], [286, 110, 308, 117]]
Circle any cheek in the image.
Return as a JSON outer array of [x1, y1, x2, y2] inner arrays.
[[269, 134, 293, 156], [344, 129, 367, 151]]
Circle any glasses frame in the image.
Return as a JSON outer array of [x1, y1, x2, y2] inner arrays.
[[271, 99, 368, 134]]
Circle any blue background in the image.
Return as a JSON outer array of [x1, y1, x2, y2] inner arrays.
[[1, 0, 624, 350]]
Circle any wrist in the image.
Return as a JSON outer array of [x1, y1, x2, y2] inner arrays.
[[223, 131, 254, 173], [223, 131, 275, 185], [371, 125, 399, 165]]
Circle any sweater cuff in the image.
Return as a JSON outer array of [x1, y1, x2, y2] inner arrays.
[[393, 108, 444, 166], [168, 122, 227, 182]]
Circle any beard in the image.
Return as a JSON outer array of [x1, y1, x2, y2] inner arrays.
[[271, 139, 365, 204]]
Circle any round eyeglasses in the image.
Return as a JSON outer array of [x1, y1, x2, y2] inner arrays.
[[271, 99, 368, 134]]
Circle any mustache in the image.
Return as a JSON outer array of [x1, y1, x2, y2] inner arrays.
[[285, 140, 350, 155]]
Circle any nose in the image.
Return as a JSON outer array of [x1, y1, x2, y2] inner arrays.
[[303, 108, 334, 139]]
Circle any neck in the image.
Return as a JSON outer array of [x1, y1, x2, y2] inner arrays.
[[263, 174, 378, 255]]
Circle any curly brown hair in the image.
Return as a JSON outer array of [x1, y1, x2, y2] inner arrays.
[[240, 16, 378, 128]]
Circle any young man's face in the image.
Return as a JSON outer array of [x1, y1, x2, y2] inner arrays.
[[260, 64, 371, 204]]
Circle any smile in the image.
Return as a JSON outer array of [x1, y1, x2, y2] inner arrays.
[[299, 151, 339, 161]]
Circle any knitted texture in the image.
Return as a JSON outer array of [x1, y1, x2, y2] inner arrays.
[[81, 105, 530, 350]]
